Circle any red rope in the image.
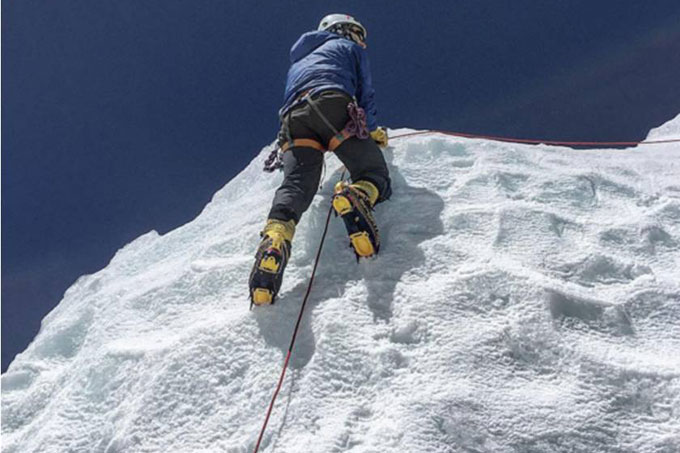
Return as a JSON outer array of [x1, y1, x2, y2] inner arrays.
[[389, 129, 680, 147], [252, 193, 337, 453]]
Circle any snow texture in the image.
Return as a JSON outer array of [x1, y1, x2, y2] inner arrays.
[[3, 116, 680, 453]]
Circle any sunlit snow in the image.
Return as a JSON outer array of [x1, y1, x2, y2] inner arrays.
[[2, 116, 680, 452]]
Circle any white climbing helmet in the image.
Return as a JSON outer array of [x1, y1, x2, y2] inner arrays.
[[318, 13, 367, 42]]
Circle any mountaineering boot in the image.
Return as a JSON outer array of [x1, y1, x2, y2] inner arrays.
[[249, 219, 295, 305], [332, 180, 380, 259]]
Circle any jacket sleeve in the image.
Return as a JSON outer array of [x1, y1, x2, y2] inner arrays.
[[354, 46, 378, 131]]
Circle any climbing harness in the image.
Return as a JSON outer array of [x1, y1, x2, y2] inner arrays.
[[263, 94, 370, 173], [285, 94, 369, 152]]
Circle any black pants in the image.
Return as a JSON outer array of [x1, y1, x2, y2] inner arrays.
[[268, 91, 391, 223]]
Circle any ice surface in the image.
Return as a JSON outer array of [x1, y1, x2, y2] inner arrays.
[[3, 116, 680, 452], [645, 113, 680, 141]]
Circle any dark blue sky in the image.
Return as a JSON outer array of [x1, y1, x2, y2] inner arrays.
[[3, 1, 680, 371]]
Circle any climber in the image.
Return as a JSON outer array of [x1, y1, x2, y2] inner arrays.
[[249, 13, 392, 306]]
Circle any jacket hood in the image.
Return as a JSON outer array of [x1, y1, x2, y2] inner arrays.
[[290, 31, 342, 63]]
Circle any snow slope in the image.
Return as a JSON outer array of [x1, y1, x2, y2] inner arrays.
[[3, 116, 680, 453]]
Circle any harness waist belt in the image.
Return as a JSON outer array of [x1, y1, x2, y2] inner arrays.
[[280, 138, 326, 153], [280, 134, 352, 153]]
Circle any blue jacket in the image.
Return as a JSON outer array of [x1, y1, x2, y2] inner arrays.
[[280, 31, 378, 131]]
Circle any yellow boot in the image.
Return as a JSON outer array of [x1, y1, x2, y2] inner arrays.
[[249, 219, 295, 305], [332, 180, 380, 258]]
